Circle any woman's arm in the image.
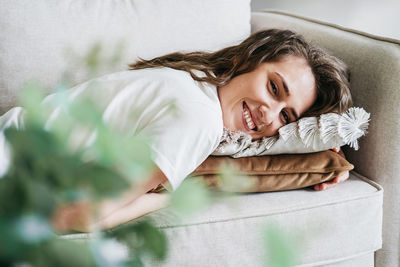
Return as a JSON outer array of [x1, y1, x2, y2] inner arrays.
[[51, 167, 169, 232], [93, 192, 170, 230]]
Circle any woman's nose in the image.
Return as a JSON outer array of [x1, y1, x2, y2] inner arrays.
[[258, 104, 279, 126]]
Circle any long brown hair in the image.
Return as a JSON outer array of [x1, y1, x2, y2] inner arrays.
[[128, 29, 352, 117]]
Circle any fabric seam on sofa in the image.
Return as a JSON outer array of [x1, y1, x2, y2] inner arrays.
[[296, 249, 378, 267]]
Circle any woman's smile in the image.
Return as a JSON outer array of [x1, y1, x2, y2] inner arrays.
[[242, 101, 257, 132]]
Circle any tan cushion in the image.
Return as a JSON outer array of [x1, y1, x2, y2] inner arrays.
[[149, 150, 354, 193]]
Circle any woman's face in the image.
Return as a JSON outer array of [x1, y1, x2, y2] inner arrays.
[[217, 55, 317, 140]]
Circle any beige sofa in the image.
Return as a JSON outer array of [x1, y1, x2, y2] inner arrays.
[[1, 1, 396, 266]]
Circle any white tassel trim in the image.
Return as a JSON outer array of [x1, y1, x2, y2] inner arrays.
[[298, 117, 319, 147], [278, 122, 298, 141], [319, 113, 341, 144], [338, 107, 370, 150], [262, 135, 278, 150]]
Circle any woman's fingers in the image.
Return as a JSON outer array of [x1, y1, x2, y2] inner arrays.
[[314, 148, 349, 191], [337, 171, 350, 182], [313, 171, 350, 191], [313, 177, 338, 191], [331, 146, 346, 158]]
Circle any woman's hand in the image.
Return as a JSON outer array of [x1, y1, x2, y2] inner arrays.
[[51, 201, 94, 233], [313, 147, 350, 191], [51, 168, 169, 233]]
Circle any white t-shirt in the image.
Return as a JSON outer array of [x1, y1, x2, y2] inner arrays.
[[3, 67, 223, 191]]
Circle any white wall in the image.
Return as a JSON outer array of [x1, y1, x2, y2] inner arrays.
[[251, 0, 400, 40]]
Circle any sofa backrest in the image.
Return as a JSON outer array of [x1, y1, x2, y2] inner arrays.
[[0, 0, 251, 114]]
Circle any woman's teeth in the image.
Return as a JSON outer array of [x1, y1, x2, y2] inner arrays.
[[243, 108, 255, 130]]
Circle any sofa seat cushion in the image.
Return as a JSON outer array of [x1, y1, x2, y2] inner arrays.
[[63, 171, 382, 266]]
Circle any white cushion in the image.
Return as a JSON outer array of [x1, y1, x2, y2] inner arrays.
[[63, 171, 382, 266], [0, 0, 251, 113]]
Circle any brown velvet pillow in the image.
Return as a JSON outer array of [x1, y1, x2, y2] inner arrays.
[[148, 150, 354, 193], [192, 150, 354, 192]]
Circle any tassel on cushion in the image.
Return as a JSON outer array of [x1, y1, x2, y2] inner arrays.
[[338, 107, 370, 150], [298, 117, 319, 148], [262, 135, 279, 150], [319, 113, 341, 144], [278, 122, 298, 141]]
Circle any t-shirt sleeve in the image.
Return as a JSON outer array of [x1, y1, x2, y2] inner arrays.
[[142, 101, 222, 192]]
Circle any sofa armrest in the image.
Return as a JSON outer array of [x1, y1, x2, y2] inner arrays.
[[251, 10, 400, 267]]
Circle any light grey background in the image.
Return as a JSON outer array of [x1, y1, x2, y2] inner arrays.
[[251, 0, 400, 40]]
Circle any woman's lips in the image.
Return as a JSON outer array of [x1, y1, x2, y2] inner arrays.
[[242, 102, 257, 131]]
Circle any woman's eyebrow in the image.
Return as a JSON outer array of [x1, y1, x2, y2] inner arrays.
[[275, 72, 299, 120], [275, 72, 290, 96]]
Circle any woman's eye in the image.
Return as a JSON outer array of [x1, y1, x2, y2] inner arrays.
[[270, 81, 278, 95], [282, 111, 290, 124]]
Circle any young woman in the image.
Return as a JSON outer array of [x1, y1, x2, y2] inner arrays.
[[14, 29, 353, 232]]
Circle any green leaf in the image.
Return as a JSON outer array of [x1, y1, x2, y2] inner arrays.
[[0, 173, 54, 217], [84, 128, 155, 184], [263, 224, 299, 267], [15, 214, 54, 244], [0, 216, 23, 261], [30, 238, 97, 267], [170, 178, 214, 216], [4, 125, 84, 192], [76, 162, 130, 199], [90, 237, 130, 267], [116, 135, 155, 183], [5, 124, 69, 166], [18, 81, 47, 126], [85, 42, 102, 74], [126, 256, 144, 267], [139, 221, 167, 260], [18, 178, 55, 217], [108, 40, 126, 67], [68, 97, 103, 127], [106, 220, 167, 260], [217, 164, 257, 192]]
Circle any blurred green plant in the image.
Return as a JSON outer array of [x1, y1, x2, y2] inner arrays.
[[0, 84, 159, 266], [0, 41, 168, 266]]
